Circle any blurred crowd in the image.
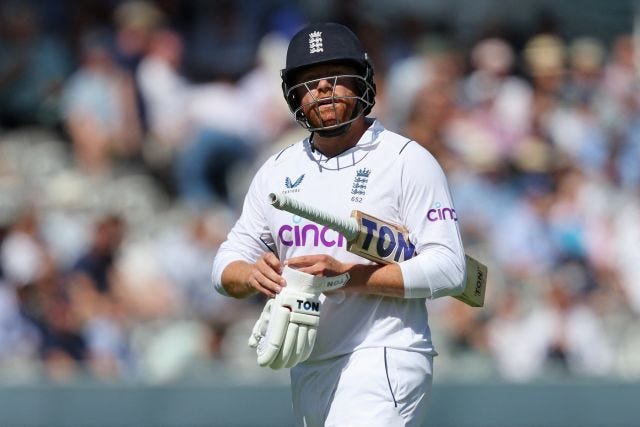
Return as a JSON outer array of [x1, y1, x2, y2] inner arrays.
[[0, 0, 639, 384]]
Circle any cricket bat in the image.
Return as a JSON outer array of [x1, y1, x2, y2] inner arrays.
[[269, 192, 487, 307]]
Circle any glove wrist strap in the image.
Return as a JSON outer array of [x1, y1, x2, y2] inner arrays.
[[282, 266, 350, 292]]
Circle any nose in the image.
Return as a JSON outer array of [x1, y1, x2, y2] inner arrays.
[[316, 77, 334, 94]]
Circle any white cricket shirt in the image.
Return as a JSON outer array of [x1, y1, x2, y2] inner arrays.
[[213, 119, 465, 361]]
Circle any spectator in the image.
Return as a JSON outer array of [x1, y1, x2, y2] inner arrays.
[[66, 214, 130, 380], [137, 28, 189, 149], [112, 1, 164, 74], [0, 1, 70, 127], [61, 31, 142, 174], [0, 206, 87, 382], [0, 206, 50, 289], [112, 0, 166, 133], [458, 37, 533, 159], [548, 37, 608, 177], [386, 35, 461, 132], [70, 213, 126, 295]]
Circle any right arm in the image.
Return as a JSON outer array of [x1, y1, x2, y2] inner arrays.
[[211, 161, 285, 299], [219, 254, 284, 299]]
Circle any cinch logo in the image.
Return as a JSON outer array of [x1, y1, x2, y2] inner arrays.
[[360, 217, 416, 262], [278, 217, 346, 248], [427, 202, 457, 222]]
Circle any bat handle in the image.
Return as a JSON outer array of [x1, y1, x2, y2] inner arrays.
[[269, 193, 359, 241]]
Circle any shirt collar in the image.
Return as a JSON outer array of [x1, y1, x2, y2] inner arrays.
[[304, 119, 383, 171]]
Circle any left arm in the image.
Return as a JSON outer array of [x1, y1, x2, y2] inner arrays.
[[396, 142, 466, 299], [287, 142, 466, 299]]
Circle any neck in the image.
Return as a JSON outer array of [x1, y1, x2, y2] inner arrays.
[[311, 117, 370, 158]]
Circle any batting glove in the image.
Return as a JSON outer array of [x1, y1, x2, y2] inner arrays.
[[248, 266, 350, 370]]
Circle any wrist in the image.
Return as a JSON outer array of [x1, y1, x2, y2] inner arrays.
[[344, 263, 404, 298], [343, 264, 378, 293]]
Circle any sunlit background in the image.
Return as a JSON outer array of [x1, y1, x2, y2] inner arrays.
[[0, 0, 639, 425]]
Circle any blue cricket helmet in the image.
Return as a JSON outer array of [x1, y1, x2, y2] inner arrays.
[[281, 23, 376, 132]]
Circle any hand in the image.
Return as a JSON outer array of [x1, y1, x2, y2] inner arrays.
[[247, 252, 285, 298], [285, 254, 353, 278], [249, 266, 350, 369]]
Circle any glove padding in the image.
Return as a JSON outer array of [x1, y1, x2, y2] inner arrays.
[[248, 299, 273, 349], [248, 266, 350, 369]]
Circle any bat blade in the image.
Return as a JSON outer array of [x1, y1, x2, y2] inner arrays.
[[456, 255, 488, 307], [347, 210, 416, 264]]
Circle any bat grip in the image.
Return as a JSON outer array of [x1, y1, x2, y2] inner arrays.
[[269, 193, 359, 241]]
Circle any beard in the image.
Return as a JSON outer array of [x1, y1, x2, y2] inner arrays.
[[305, 98, 355, 128]]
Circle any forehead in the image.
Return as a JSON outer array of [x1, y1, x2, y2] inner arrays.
[[294, 63, 358, 82]]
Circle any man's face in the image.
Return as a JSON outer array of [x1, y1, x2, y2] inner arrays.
[[293, 64, 360, 128]]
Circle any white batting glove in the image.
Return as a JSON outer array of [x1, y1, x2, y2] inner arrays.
[[248, 299, 273, 349], [249, 266, 350, 370]]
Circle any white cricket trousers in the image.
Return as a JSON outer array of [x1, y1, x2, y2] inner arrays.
[[290, 347, 433, 427]]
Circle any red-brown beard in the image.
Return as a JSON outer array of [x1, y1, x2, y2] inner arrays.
[[305, 98, 354, 127]]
